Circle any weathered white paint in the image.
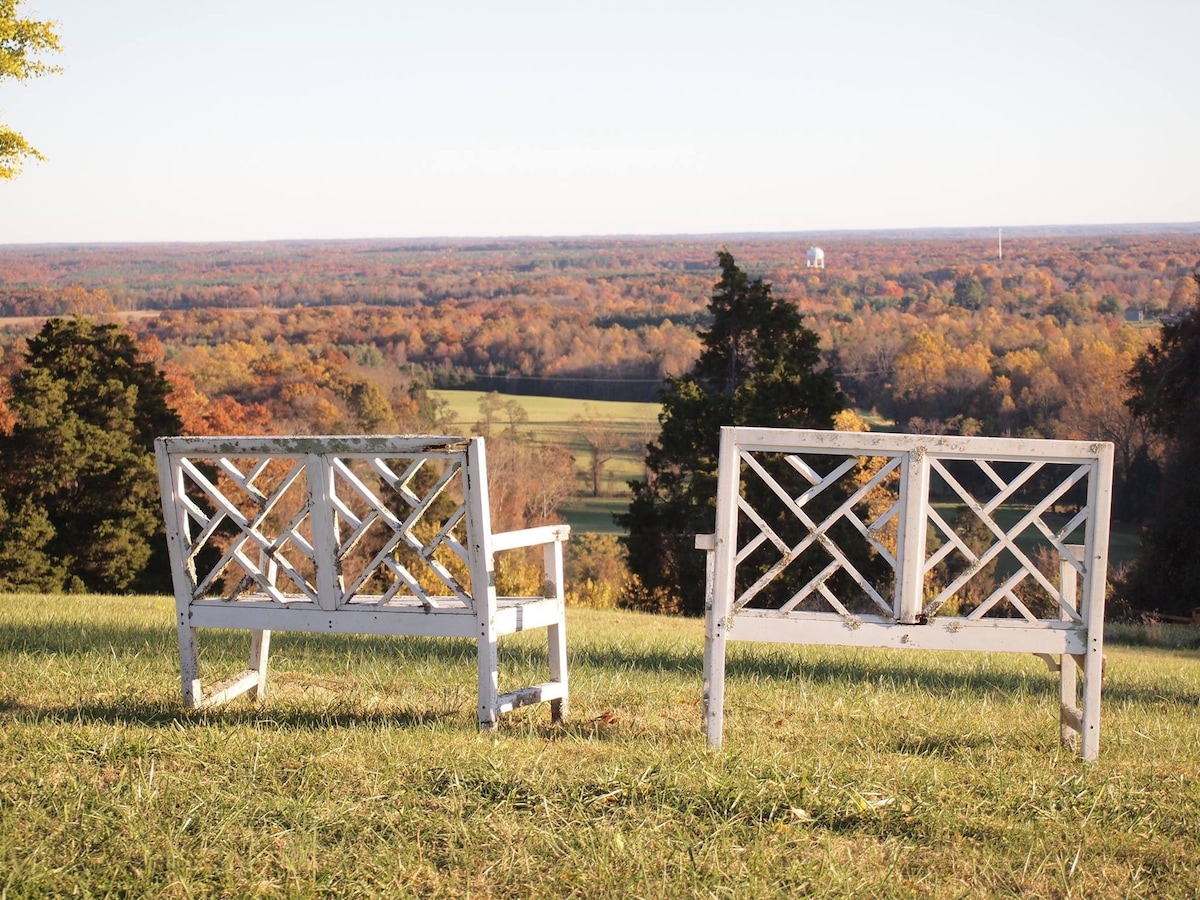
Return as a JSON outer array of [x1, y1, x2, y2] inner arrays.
[[155, 434, 569, 727], [700, 427, 1113, 761]]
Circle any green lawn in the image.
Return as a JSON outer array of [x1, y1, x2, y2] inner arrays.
[[2, 593, 1199, 898]]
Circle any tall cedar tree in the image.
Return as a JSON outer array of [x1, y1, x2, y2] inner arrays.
[[1121, 267, 1200, 617], [618, 251, 845, 615], [0, 317, 182, 592]]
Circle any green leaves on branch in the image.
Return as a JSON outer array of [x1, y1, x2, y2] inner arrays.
[[0, 124, 41, 178], [0, 0, 62, 178]]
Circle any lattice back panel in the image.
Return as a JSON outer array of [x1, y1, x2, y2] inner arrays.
[[717, 428, 1113, 628], [159, 437, 476, 611]]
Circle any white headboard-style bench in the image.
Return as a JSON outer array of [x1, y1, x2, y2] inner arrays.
[[155, 434, 569, 728], [698, 427, 1113, 760]]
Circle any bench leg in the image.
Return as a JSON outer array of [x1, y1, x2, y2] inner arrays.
[[177, 617, 273, 710], [1081, 642, 1104, 762], [548, 617, 568, 723], [1059, 652, 1079, 750], [704, 613, 727, 748], [542, 539, 568, 723], [178, 618, 202, 709], [702, 541, 726, 748], [249, 629, 271, 701], [478, 634, 499, 730]]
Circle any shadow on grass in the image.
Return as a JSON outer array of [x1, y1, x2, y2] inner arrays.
[[0, 693, 480, 732], [889, 730, 1004, 758], [730, 650, 1200, 707], [570, 641, 1200, 707], [0, 621, 479, 664], [4, 621, 1195, 712]]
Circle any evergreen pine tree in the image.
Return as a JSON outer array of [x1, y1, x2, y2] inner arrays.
[[1121, 267, 1200, 617], [0, 495, 66, 591], [0, 317, 182, 592], [618, 251, 845, 615]]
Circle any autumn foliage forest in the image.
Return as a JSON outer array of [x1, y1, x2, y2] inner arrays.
[[1, 225, 1198, 549]]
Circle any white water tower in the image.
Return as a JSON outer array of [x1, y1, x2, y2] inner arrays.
[[806, 247, 825, 269]]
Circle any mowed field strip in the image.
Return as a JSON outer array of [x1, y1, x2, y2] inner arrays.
[[430, 389, 661, 487]]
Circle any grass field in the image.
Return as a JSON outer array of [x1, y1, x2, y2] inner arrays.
[[2, 593, 1198, 898]]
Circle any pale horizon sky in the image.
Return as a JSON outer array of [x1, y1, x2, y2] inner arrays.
[[1, 0, 1198, 245]]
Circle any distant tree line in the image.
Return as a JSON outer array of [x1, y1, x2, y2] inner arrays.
[[3, 240, 1200, 618]]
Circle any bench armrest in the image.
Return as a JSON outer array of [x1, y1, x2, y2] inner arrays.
[[491, 524, 571, 553]]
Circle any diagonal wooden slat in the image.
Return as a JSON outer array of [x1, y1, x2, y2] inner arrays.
[[930, 463, 1090, 612], [734, 450, 894, 614], [181, 455, 317, 602], [329, 452, 473, 606]]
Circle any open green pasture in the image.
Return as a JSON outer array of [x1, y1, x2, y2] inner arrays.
[[2, 593, 1198, 898], [430, 388, 659, 488], [431, 390, 659, 532]]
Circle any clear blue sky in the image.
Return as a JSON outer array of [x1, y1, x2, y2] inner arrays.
[[2, 0, 1197, 243]]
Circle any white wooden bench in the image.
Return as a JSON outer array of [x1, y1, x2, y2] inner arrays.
[[698, 427, 1113, 760], [155, 435, 569, 728]]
